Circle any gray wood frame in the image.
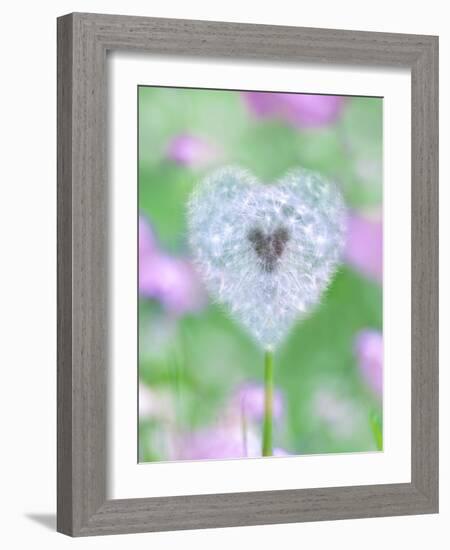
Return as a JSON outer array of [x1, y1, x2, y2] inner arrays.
[[57, 12, 439, 537]]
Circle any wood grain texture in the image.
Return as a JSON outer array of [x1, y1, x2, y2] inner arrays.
[[57, 13, 74, 535], [57, 12, 108, 535], [57, 12, 439, 536], [410, 35, 439, 506]]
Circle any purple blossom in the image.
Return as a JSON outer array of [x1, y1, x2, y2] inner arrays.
[[139, 215, 157, 257], [242, 92, 281, 117], [273, 447, 290, 457], [178, 423, 289, 460], [230, 382, 284, 422], [139, 215, 205, 315], [354, 329, 383, 397], [178, 383, 289, 460], [345, 212, 382, 283], [166, 133, 218, 168], [179, 425, 260, 460], [242, 92, 344, 128]]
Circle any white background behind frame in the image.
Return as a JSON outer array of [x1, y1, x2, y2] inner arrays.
[[109, 52, 411, 500]]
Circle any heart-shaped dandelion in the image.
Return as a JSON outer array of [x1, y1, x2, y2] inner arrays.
[[188, 166, 346, 349], [187, 166, 346, 455]]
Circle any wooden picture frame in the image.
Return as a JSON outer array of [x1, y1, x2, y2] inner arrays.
[[57, 12, 438, 536]]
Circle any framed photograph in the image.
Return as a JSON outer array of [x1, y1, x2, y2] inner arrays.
[[57, 13, 438, 536]]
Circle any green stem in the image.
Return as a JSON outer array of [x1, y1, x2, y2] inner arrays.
[[262, 349, 274, 456], [369, 410, 383, 451]]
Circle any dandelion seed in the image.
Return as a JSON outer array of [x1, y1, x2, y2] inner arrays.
[[187, 166, 346, 350]]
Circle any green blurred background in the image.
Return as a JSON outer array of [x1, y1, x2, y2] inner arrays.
[[138, 86, 383, 462]]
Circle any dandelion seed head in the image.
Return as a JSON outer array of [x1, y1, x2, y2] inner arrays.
[[187, 166, 346, 349]]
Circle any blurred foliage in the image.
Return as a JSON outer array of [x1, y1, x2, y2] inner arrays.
[[138, 86, 383, 461]]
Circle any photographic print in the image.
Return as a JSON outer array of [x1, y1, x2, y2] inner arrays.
[[138, 86, 383, 463]]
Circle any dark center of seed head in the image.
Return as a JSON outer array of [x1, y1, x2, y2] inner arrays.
[[247, 226, 290, 273]]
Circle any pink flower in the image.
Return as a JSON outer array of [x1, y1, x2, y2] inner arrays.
[[139, 215, 205, 315], [273, 447, 290, 457], [139, 215, 156, 258], [178, 383, 288, 461], [178, 424, 289, 460], [345, 212, 382, 283], [230, 382, 284, 422], [179, 424, 260, 460], [242, 92, 344, 128], [166, 134, 218, 168], [242, 92, 281, 117], [354, 329, 383, 396]]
